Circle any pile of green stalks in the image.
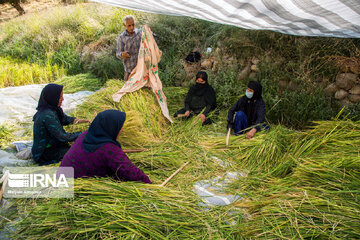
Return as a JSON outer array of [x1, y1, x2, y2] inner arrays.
[[14, 178, 240, 239], [202, 120, 360, 239], [67, 80, 169, 148], [6, 93, 360, 239], [0, 57, 65, 88], [55, 73, 104, 94]]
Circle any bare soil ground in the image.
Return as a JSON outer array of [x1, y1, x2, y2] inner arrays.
[[0, 0, 62, 22]]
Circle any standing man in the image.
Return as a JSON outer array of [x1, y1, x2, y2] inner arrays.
[[116, 15, 142, 81]]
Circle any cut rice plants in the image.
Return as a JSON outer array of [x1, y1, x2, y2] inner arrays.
[[67, 80, 169, 148], [55, 73, 104, 93], [230, 120, 360, 239], [14, 178, 239, 240]]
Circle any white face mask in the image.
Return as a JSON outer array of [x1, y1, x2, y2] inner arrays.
[[245, 90, 254, 99]]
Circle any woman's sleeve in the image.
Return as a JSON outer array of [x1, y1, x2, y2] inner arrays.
[[227, 98, 242, 127], [62, 114, 75, 126], [254, 100, 266, 131], [203, 87, 217, 116], [184, 88, 193, 111], [44, 111, 81, 143], [106, 146, 152, 184]]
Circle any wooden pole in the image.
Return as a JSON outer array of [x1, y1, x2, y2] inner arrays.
[[0, 172, 9, 202], [160, 162, 189, 187], [226, 128, 231, 146], [123, 148, 147, 153]]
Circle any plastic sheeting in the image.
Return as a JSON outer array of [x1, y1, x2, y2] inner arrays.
[[0, 84, 94, 124], [91, 0, 360, 38]]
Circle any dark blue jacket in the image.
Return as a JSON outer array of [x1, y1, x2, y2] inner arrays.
[[227, 96, 265, 132]]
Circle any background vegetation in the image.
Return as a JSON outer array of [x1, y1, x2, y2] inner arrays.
[[1, 3, 358, 128], [0, 2, 359, 239]]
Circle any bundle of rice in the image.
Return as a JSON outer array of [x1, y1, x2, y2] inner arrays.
[[229, 120, 360, 239], [68, 80, 169, 147], [55, 73, 104, 93], [14, 178, 238, 239], [200, 125, 299, 175]]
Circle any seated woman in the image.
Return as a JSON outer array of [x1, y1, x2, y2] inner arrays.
[[174, 71, 216, 125], [60, 110, 151, 184], [32, 84, 89, 166], [227, 81, 267, 139]]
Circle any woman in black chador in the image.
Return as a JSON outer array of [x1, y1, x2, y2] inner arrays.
[[227, 81, 267, 139], [174, 71, 216, 125]]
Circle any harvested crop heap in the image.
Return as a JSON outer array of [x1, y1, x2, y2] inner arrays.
[[10, 82, 360, 239]]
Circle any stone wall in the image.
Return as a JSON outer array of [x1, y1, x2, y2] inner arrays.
[[325, 72, 360, 105]]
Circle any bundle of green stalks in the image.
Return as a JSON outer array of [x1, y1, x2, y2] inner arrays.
[[14, 178, 239, 239], [55, 73, 104, 93], [225, 120, 360, 239], [0, 57, 65, 88], [200, 125, 300, 175], [67, 80, 169, 148]]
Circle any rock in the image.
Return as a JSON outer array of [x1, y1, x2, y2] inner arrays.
[[249, 72, 257, 78], [278, 79, 288, 89], [201, 59, 213, 69], [350, 64, 360, 75], [212, 60, 219, 72], [251, 58, 260, 65], [348, 94, 360, 103], [349, 85, 360, 95], [250, 65, 259, 72], [238, 65, 251, 81], [288, 81, 298, 91], [336, 73, 357, 90], [324, 83, 339, 96], [340, 98, 351, 106], [334, 89, 349, 99]]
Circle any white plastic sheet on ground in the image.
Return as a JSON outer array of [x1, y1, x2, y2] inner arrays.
[[193, 156, 245, 208], [0, 84, 94, 171], [0, 84, 94, 124]]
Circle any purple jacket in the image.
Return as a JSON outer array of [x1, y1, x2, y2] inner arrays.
[[60, 131, 151, 184]]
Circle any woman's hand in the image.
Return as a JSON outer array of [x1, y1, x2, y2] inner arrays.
[[246, 128, 257, 139], [74, 119, 91, 124], [184, 110, 190, 117], [198, 114, 206, 123]]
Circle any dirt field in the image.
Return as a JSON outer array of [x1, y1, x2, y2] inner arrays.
[[0, 0, 62, 22]]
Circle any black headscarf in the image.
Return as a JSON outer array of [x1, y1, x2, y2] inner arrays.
[[33, 84, 66, 123], [242, 81, 263, 124], [247, 81, 262, 99], [186, 71, 216, 110], [83, 110, 126, 153]]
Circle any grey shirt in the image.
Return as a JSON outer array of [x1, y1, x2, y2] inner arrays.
[[116, 28, 142, 73]]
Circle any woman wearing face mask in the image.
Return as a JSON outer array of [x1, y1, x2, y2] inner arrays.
[[227, 81, 266, 139], [174, 71, 216, 125], [59, 110, 151, 184], [32, 84, 90, 166]]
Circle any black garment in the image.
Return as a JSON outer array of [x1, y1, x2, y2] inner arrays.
[[185, 51, 201, 63], [33, 83, 67, 125], [174, 108, 214, 125], [37, 144, 70, 166], [227, 81, 265, 132], [83, 110, 126, 153], [32, 109, 80, 165], [181, 83, 216, 117]]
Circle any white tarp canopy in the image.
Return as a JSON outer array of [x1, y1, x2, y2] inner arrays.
[[91, 0, 360, 38]]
